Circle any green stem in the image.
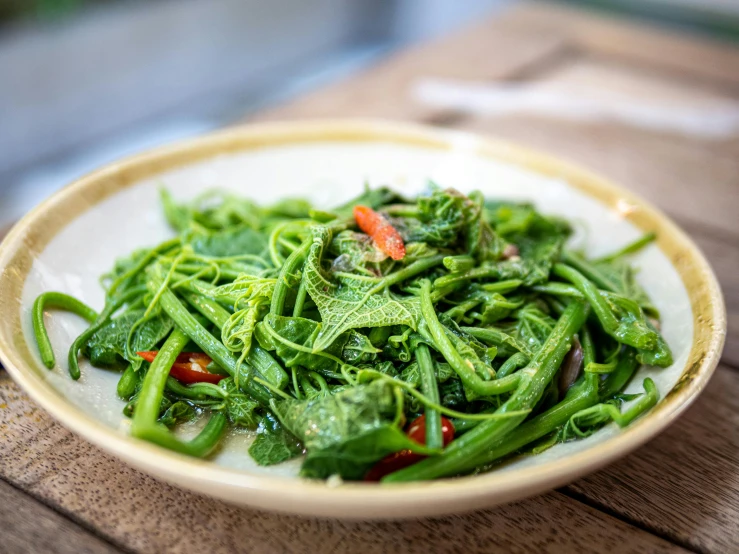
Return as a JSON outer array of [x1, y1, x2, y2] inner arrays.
[[368, 255, 445, 295], [107, 238, 180, 297], [270, 238, 311, 316], [383, 299, 588, 482], [461, 326, 534, 358], [599, 348, 639, 399], [497, 352, 530, 378], [116, 365, 137, 399], [293, 275, 309, 318], [443, 255, 474, 273], [562, 250, 621, 293], [133, 328, 189, 426], [416, 344, 442, 449], [134, 413, 227, 458], [67, 286, 147, 380], [462, 371, 601, 471], [594, 232, 656, 264], [568, 378, 659, 438], [181, 291, 288, 390], [553, 264, 620, 332], [32, 292, 98, 369], [165, 377, 227, 400], [153, 284, 272, 405], [580, 326, 596, 368], [419, 281, 521, 396], [129, 325, 227, 457], [433, 266, 500, 289]]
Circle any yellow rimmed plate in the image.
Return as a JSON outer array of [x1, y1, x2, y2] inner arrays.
[[0, 120, 725, 518]]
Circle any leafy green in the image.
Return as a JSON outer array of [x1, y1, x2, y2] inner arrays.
[[304, 226, 422, 351], [255, 314, 348, 373], [83, 310, 173, 369], [159, 401, 196, 427], [219, 378, 261, 429], [400, 360, 454, 387], [273, 380, 433, 479], [301, 425, 431, 480], [190, 226, 267, 258], [399, 188, 504, 261], [248, 413, 304, 466]]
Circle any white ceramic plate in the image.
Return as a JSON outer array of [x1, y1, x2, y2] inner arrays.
[[0, 120, 725, 518]]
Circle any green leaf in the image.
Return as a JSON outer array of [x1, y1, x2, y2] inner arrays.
[[219, 378, 262, 429], [498, 303, 557, 353], [273, 380, 434, 479], [84, 310, 173, 369], [159, 401, 196, 428], [400, 360, 454, 387], [248, 413, 303, 466], [304, 226, 422, 351], [300, 426, 432, 480], [255, 314, 349, 373], [190, 226, 267, 258], [341, 330, 381, 364], [481, 202, 571, 285]]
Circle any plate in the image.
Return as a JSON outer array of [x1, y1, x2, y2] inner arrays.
[[0, 120, 725, 518]]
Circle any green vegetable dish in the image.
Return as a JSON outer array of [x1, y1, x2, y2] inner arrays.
[[32, 185, 671, 482]]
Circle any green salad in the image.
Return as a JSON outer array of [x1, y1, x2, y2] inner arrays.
[[32, 185, 671, 482]]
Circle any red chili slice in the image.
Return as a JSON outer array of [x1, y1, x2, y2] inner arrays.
[[136, 351, 225, 384], [364, 415, 455, 481], [353, 205, 406, 261]]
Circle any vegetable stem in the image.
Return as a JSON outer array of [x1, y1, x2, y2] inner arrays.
[[32, 292, 98, 369], [416, 344, 442, 449], [419, 281, 522, 396], [383, 299, 588, 482]]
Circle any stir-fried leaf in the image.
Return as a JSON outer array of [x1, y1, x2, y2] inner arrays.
[[273, 380, 433, 478], [304, 226, 422, 351], [84, 310, 173, 369], [248, 413, 304, 466]]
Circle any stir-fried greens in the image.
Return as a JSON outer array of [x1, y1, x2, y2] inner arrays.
[[32, 185, 672, 482]]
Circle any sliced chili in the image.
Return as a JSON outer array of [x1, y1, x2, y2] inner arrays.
[[137, 351, 225, 384], [353, 205, 406, 261], [364, 415, 454, 481]]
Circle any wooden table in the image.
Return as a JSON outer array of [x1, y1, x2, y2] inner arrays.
[[2, 3, 738, 552]]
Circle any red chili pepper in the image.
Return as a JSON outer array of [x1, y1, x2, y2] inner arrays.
[[137, 351, 225, 384], [353, 205, 406, 261], [364, 414, 455, 481]]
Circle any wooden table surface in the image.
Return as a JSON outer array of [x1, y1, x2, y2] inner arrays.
[[2, 3, 738, 553]]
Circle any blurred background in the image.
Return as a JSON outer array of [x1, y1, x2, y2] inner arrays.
[[1, 0, 738, 230]]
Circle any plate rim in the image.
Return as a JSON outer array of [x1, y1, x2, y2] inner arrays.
[[0, 119, 726, 518]]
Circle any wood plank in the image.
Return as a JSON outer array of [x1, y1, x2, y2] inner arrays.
[[250, 15, 569, 123], [501, 2, 739, 90], [565, 365, 739, 553], [0, 478, 122, 554], [0, 372, 686, 554]]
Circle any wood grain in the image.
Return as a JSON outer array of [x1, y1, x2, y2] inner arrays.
[[0, 374, 686, 554], [565, 366, 739, 553], [0, 478, 122, 554], [501, 2, 739, 90], [250, 15, 569, 123]]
